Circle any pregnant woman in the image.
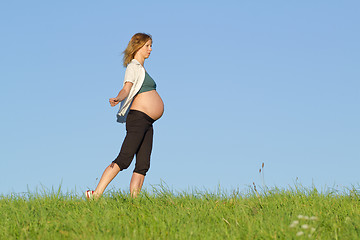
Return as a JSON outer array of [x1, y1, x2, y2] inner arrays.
[[86, 33, 164, 199]]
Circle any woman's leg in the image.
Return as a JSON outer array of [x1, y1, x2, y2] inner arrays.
[[92, 110, 154, 198], [93, 111, 148, 197], [94, 162, 120, 197], [130, 123, 154, 198], [130, 172, 145, 198]]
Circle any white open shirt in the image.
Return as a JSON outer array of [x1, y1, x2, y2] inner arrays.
[[117, 59, 145, 123]]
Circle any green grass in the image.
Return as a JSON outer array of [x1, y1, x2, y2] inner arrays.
[[1, 185, 359, 239]]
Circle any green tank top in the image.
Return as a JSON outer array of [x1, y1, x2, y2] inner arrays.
[[138, 71, 157, 94]]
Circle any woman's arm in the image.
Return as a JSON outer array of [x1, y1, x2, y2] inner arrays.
[[109, 82, 133, 107]]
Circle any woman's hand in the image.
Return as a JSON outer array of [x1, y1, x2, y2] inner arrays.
[[109, 98, 120, 107]]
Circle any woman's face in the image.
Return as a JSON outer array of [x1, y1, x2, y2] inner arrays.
[[137, 39, 152, 59]]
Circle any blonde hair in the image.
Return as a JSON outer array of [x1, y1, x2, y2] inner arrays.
[[122, 33, 152, 67]]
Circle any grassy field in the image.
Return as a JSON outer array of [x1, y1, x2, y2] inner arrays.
[[1, 185, 359, 239]]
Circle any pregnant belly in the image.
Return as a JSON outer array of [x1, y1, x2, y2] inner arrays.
[[130, 90, 164, 120]]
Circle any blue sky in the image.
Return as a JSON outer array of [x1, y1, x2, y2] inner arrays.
[[1, 1, 359, 195]]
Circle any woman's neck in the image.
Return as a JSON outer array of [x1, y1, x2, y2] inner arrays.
[[134, 56, 145, 67]]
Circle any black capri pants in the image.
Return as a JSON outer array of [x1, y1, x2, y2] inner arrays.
[[113, 110, 155, 176]]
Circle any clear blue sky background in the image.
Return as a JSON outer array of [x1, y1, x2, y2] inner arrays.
[[1, 1, 359, 195]]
